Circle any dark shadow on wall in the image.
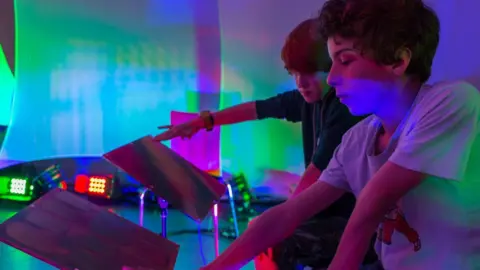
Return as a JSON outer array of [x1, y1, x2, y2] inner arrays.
[[0, 0, 15, 150], [193, 0, 222, 111], [0, 0, 15, 76]]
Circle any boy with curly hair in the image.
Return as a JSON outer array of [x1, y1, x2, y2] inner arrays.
[[201, 0, 480, 269]]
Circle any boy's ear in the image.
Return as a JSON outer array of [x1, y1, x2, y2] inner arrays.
[[391, 48, 412, 76]]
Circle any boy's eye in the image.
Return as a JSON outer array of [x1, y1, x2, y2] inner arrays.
[[338, 54, 355, 66]]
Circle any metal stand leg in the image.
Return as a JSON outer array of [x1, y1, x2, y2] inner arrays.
[[139, 190, 169, 238], [213, 203, 219, 257], [158, 198, 168, 238], [226, 183, 239, 237], [139, 188, 149, 227]]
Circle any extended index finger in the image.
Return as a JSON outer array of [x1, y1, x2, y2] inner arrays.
[[153, 130, 175, 141], [157, 125, 173, 130]]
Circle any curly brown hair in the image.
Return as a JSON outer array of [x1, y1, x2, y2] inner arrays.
[[281, 19, 331, 74], [317, 0, 440, 83]]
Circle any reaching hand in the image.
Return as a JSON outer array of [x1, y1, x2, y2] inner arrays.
[[153, 118, 204, 141]]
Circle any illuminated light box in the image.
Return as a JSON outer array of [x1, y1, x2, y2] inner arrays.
[[0, 176, 33, 202], [74, 174, 118, 199], [10, 178, 29, 194], [88, 176, 108, 195]]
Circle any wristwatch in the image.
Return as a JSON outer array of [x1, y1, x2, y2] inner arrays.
[[199, 110, 214, 131]]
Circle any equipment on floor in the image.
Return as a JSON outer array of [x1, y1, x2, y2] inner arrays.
[[0, 162, 37, 202], [227, 173, 257, 222], [73, 172, 122, 199], [103, 135, 227, 258], [0, 163, 67, 202], [0, 176, 33, 202], [32, 164, 67, 197], [0, 189, 180, 270]]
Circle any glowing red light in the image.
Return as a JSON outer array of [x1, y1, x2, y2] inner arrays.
[[74, 174, 89, 193], [88, 176, 107, 195], [74, 175, 113, 198]]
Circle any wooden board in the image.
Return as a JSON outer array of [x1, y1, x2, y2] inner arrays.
[[103, 135, 226, 221], [0, 189, 179, 270]]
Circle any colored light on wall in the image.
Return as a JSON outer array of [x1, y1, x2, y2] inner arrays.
[[0, 45, 15, 126], [0, 0, 306, 192]]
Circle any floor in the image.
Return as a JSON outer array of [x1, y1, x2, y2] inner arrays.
[[0, 201, 256, 270]]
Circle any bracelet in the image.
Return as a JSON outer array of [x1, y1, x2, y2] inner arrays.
[[200, 111, 214, 131]]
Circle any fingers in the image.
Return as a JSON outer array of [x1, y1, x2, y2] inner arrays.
[[153, 125, 200, 142], [153, 130, 174, 141], [154, 125, 174, 141], [157, 125, 173, 130], [154, 129, 188, 141]]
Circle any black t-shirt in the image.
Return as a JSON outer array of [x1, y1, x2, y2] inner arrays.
[[255, 88, 364, 218]]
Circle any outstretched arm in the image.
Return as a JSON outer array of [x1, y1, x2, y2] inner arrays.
[[154, 91, 303, 141], [211, 89, 305, 126], [291, 163, 321, 197], [209, 101, 259, 126], [212, 89, 305, 125], [153, 101, 258, 141], [203, 181, 346, 270]]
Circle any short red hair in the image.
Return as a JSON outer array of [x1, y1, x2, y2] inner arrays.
[[281, 19, 331, 74]]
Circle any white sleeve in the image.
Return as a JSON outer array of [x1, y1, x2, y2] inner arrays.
[[389, 82, 480, 181], [318, 138, 352, 192]]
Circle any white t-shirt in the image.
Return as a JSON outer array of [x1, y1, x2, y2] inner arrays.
[[320, 81, 480, 270]]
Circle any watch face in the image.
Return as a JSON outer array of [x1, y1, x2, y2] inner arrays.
[[200, 111, 213, 130]]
